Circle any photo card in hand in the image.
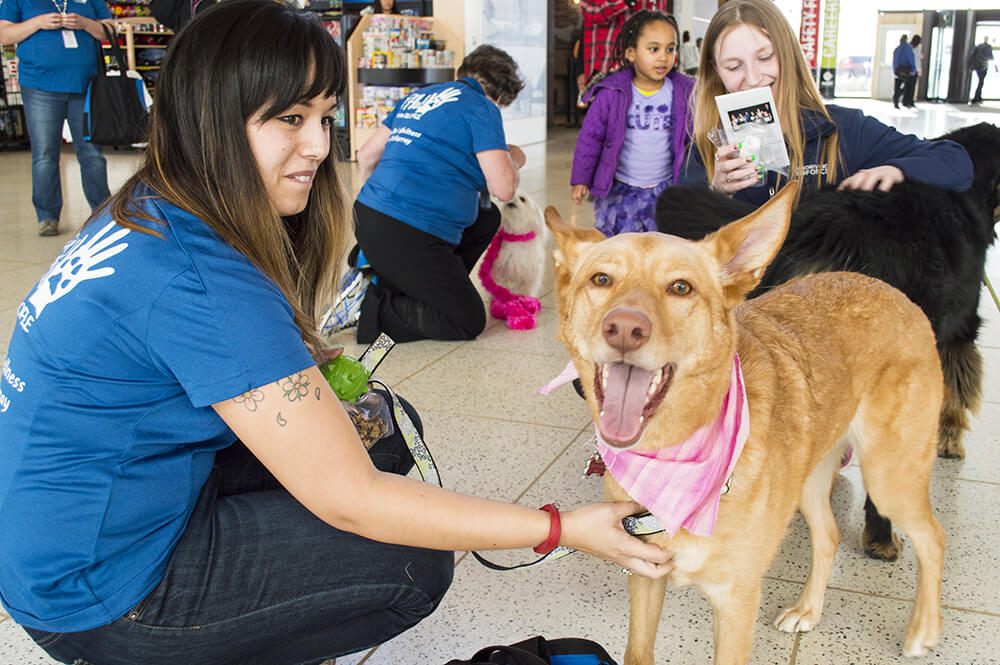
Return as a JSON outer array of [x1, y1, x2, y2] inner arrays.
[[714, 86, 790, 176]]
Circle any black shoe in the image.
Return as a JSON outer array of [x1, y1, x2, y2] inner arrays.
[[893, 103, 900, 109]]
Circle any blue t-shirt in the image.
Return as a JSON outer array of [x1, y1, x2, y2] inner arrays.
[[357, 77, 508, 245], [0, 0, 112, 94], [0, 190, 315, 631]]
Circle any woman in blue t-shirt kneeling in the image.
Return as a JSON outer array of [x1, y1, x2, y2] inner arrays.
[[325, 45, 527, 344], [0, 3, 672, 664]]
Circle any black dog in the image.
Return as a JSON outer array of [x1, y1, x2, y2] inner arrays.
[[656, 122, 1000, 559]]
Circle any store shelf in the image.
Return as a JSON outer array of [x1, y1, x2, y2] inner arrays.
[[112, 17, 173, 84], [345, 13, 463, 160]]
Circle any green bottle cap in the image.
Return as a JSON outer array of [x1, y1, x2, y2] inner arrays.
[[320, 354, 370, 402]]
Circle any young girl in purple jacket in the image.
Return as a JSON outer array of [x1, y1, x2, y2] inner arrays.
[[570, 10, 694, 236]]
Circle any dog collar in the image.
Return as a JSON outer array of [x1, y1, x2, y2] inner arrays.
[[597, 353, 749, 538], [498, 229, 536, 243]]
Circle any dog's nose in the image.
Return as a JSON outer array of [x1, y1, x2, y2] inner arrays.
[[602, 309, 651, 352]]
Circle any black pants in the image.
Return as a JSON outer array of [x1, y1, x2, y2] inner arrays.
[[354, 199, 501, 344], [24, 394, 454, 665], [893, 75, 908, 107], [902, 74, 917, 107], [972, 66, 988, 102]]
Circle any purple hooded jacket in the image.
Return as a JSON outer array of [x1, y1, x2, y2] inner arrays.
[[571, 69, 694, 199]]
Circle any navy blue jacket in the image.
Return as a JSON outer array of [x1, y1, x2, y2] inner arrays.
[[893, 42, 916, 75], [678, 104, 973, 208]]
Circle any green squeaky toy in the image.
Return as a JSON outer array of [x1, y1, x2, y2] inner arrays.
[[320, 354, 370, 402]]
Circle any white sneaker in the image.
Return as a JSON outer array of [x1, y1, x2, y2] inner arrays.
[[320, 268, 370, 336]]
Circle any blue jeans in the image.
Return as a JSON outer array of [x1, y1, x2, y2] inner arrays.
[[20, 85, 112, 223], [23, 393, 454, 665]]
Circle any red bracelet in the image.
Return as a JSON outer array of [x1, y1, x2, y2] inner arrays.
[[533, 503, 561, 554]]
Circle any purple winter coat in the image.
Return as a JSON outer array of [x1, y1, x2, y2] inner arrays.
[[571, 69, 694, 199]]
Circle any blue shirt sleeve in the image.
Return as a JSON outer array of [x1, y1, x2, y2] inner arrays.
[[834, 107, 972, 192], [0, 0, 23, 22], [144, 205, 315, 407], [468, 99, 507, 155], [94, 0, 113, 20]]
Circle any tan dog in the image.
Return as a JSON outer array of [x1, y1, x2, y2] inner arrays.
[[546, 183, 945, 665]]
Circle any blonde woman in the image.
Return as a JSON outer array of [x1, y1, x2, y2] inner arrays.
[[679, 0, 972, 206]]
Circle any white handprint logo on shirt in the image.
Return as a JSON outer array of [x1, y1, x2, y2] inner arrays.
[[26, 221, 130, 319], [396, 87, 461, 119]]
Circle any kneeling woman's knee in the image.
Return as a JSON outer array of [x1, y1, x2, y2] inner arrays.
[[456, 305, 487, 340], [397, 548, 454, 620]]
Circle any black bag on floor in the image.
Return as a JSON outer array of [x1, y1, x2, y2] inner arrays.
[[83, 24, 149, 146], [444, 635, 617, 665]]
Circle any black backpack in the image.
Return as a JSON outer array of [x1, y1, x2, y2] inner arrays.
[[444, 635, 617, 665]]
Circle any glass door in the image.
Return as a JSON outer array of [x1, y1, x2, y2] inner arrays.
[[468, 0, 548, 145], [970, 21, 1000, 101]]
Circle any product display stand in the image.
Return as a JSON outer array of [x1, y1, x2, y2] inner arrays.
[[346, 12, 463, 159], [109, 17, 173, 91], [0, 44, 28, 151]]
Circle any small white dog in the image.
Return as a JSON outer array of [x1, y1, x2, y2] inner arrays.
[[478, 193, 548, 329]]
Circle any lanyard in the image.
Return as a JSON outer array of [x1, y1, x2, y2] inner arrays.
[[50, 0, 69, 15]]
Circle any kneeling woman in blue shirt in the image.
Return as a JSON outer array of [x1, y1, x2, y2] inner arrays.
[[337, 45, 527, 343], [0, 3, 672, 664]]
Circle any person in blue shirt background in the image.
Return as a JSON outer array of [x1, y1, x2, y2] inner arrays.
[[680, 0, 971, 207], [892, 34, 916, 109], [0, 0, 114, 237], [323, 44, 528, 344]]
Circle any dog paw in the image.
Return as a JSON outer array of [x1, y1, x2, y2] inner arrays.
[[903, 628, 939, 657], [773, 605, 821, 633], [863, 530, 903, 561], [903, 610, 941, 657], [936, 428, 965, 459]]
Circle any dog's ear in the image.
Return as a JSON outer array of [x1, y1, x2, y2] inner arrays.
[[545, 206, 605, 275], [706, 181, 798, 301]]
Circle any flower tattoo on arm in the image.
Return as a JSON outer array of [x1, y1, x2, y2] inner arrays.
[[233, 389, 265, 412], [278, 373, 311, 402]]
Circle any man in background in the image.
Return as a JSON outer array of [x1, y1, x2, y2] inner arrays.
[[892, 34, 915, 109], [968, 36, 996, 105]]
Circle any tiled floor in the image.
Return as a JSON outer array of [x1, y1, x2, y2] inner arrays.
[[1, 98, 999, 664]]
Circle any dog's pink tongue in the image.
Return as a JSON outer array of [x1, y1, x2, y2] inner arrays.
[[598, 362, 654, 445]]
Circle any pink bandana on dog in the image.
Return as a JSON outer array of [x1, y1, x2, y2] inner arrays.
[[598, 354, 749, 537], [539, 355, 749, 538]]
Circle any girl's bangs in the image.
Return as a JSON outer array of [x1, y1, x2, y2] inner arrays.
[[249, 16, 347, 120]]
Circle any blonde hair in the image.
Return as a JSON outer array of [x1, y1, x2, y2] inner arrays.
[[692, 0, 839, 201]]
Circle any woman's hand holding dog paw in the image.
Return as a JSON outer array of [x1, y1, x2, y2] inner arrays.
[[837, 165, 904, 192], [571, 184, 590, 205], [562, 501, 674, 579]]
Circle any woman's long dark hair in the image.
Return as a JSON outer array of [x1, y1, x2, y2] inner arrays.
[[107, 0, 349, 361]]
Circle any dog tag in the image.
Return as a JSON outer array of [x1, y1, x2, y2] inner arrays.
[[62, 30, 79, 49]]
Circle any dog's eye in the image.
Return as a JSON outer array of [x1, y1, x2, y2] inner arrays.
[[669, 280, 692, 296], [591, 273, 613, 287]]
